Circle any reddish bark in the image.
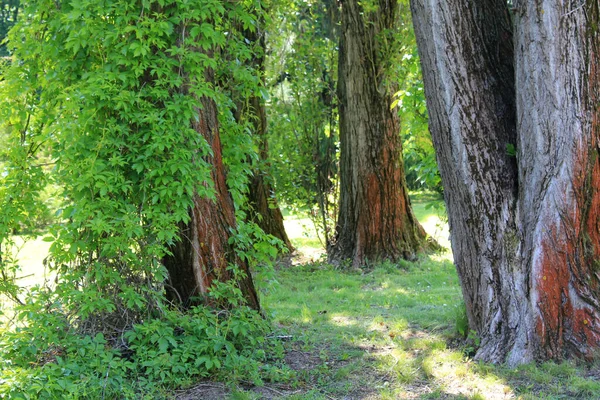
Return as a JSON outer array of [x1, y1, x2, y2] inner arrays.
[[329, 0, 431, 266], [163, 95, 260, 310], [526, 1, 600, 360], [411, 0, 600, 363]]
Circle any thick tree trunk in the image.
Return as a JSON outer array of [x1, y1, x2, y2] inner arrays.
[[514, 0, 600, 361], [329, 0, 430, 266], [411, 0, 600, 364], [163, 95, 260, 311]]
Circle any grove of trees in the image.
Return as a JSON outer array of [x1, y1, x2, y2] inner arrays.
[[0, 0, 598, 396]]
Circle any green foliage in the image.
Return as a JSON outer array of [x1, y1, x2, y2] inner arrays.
[[1, 0, 228, 324], [0, 289, 284, 398], [266, 0, 339, 245], [0, 0, 284, 396], [454, 302, 470, 337], [0, 0, 19, 56], [394, 2, 441, 193]]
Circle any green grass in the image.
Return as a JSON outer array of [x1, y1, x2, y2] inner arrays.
[[6, 192, 600, 399], [234, 192, 600, 399], [254, 254, 600, 399]]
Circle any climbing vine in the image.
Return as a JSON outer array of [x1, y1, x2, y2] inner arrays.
[[0, 0, 286, 396]]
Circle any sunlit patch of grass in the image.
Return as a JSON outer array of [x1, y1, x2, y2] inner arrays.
[[422, 349, 514, 398], [1, 236, 52, 323], [262, 228, 600, 398], [262, 251, 466, 398], [290, 236, 323, 251], [409, 191, 450, 250]]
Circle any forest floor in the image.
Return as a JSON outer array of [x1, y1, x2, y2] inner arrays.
[[176, 193, 600, 400], [3, 194, 600, 399]]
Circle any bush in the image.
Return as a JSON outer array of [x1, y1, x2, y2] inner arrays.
[[0, 298, 286, 398]]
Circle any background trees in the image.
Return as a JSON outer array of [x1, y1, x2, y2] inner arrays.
[[328, 0, 432, 265], [0, 0, 19, 57], [266, 0, 341, 245], [411, 0, 600, 364]]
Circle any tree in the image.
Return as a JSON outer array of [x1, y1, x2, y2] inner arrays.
[[328, 0, 431, 266], [163, 93, 260, 311], [0, 1, 279, 394], [0, 0, 19, 57], [411, 0, 600, 364], [237, 20, 293, 252], [0, 0, 268, 328], [161, 8, 269, 311]]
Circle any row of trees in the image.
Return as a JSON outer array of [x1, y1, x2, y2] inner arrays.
[[0, 0, 598, 379]]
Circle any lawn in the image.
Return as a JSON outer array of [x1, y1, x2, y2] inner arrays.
[[179, 193, 600, 399], [4, 194, 600, 399]]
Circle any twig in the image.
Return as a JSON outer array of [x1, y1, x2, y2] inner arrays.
[[267, 334, 293, 340]]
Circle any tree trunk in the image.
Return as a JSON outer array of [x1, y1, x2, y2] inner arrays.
[[329, 0, 431, 266], [163, 94, 260, 311], [411, 0, 600, 364], [245, 55, 293, 252], [235, 23, 293, 253]]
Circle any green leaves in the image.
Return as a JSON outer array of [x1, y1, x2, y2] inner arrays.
[[0, 0, 285, 396]]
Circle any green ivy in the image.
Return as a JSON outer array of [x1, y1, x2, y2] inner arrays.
[[0, 0, 286, 396]]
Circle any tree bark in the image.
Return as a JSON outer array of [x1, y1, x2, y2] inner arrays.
[[329, 0, 431, 266], [163, 94, 260, 311], [411, 0, 600, 364]]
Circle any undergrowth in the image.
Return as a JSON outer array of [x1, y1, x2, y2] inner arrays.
[[0, 294, 291, 398]]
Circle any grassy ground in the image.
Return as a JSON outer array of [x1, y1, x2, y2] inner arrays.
[[0, 236, 52, 319], [183, 193, 599, 399], [4, 194, 600, 399]]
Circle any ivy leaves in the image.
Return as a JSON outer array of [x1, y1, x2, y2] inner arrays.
[[0, 0, 265, 322]]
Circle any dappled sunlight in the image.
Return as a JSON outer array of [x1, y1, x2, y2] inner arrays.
[[1, 236, 53, 322], [282, 215, 327, 262], [420, 214, 450, 249], [260, 247, 592, 399], [429, 251, 454, 262], [330, 314, 358, 327], [7, 236, 52, 288], [422, 349, 515, 399], [283, 216, 320, 244], [395, 287, 412, 295]]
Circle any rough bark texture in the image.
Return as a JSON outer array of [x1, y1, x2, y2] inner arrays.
[[163, 95, 260, 311], [329, 0, 430, 266], [514, 0, 600, 361], [411, 0, 600, 364]]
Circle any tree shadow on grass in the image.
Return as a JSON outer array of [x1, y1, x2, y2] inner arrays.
[[177, 255, 600, 399]]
